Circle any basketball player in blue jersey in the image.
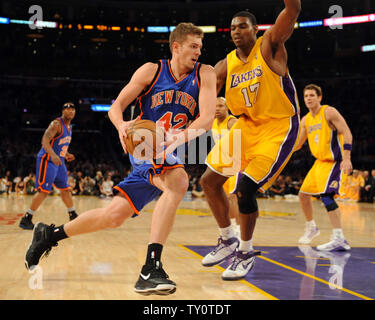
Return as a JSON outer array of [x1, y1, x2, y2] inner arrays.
[[25, 23, 216, 296], [19, 102, 78, 230]]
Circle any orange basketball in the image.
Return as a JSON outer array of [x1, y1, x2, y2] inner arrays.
[[124, 119, 164, 159]]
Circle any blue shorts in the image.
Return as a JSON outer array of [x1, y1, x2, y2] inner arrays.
[[35, 154, 69, 193], [114, 153, 184, 216]]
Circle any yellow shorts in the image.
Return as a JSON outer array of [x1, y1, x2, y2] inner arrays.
[[206, 114, 300, 192], [223, 175, 237, 195], [300, 159, 342, 195]]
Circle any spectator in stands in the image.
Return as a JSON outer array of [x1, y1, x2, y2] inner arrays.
[[191, 178, 204, 198], [269, 175, 286, 197], [74, 171, 83, 189], [368, 169, 375, 203], [5, 170, 13, 194], [68, 171, 78, 195], [360, 170, 371, 202], [94, 171, 104, 196], [0, 175, 7, 195], [79, 175, 96, 195], [99, 174, 114, 198], [24, 173, 36, 195]]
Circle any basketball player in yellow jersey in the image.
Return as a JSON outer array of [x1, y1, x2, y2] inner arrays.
[[212, 97, 240, 237], [296, 84, 353, 251], [200, 1, 301, 280]]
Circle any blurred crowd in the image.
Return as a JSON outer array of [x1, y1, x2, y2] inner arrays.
[[3, 166, 374, 204]]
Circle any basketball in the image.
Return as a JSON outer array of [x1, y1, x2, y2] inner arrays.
[[124, 119, 164, 159]]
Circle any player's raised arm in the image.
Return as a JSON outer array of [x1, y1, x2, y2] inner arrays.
[[108, 62, 157, 153], [265, 0, 301, 45], [108, 62, 157, 129]]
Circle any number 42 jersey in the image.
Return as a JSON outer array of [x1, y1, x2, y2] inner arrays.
[[136, 59, 201, 132]]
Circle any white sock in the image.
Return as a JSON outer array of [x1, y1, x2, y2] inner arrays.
[[306, 220, 316, 228], [219, 226, 235, 240], [234, 225, 240, 236], [333, 228, 344, 239], [230, 218, 236, 226], [239, 239, 253, 253], [26, 209, 34, 215], [67, 207, 75, 213]]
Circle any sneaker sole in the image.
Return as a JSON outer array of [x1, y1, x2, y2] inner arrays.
[[25, 222, 42, 270], [19, 224, 34, 230], [134, 284, 176, 296]]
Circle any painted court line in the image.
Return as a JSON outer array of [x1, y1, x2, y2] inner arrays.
[[178, 244, 278, 300], [258, 255, 374, 300]]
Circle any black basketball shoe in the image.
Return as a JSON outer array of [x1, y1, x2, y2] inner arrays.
[[19, 214, 34, 230], [68, 211, 78, 221], [25, 222, 58, 270], [134, 261, 176, 295]]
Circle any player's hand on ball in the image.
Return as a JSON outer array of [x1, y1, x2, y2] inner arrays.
[[118, 116, 140, 154]]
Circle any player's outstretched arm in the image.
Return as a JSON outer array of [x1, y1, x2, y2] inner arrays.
[[265, 0, 301, 45], [108, 62, 157, 153]]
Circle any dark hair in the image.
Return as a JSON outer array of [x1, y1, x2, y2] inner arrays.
[[232, 11, 257, 26]]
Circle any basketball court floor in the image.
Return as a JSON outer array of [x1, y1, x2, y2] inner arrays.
[[0, 193, 374, 300]]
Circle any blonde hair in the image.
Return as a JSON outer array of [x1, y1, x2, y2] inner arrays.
[[169, 22, 204, 52], [304, 84, 322, 97]]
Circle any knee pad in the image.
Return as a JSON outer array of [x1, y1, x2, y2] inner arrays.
[[236, 175, 259, 214], [321, 193, 339, 212]]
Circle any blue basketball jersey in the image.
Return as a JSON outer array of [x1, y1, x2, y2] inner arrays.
[[136, 59, 201, 131], [115, 60, 202, 215], [37, 117, 72, 160]]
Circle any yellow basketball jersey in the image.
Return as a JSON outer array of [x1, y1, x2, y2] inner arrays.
[[225, 36, 299, 122], [305, 105, 344, 161], [211, 115, 237, 143]]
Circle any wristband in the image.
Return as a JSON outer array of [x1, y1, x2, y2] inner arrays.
[[343, 144, 352, 151]]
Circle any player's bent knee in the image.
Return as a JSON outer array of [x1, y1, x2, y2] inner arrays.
[[166, 169, 189, 194], [106, 211, 127, 228], [237, 175, 259, 214], [321, 193, 339, 212]]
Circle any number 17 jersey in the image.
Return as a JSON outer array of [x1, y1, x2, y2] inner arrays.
[[225, 36, 299, 122]]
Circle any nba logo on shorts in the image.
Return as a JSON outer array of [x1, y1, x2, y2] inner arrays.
[[329, 180, 338, 189]]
